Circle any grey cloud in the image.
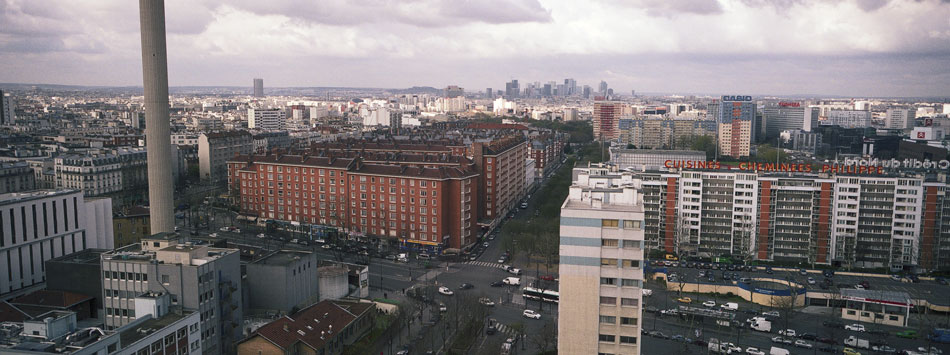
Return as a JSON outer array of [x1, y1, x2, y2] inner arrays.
[[602, 0, 722, 16], [855, 0, 890, 11]]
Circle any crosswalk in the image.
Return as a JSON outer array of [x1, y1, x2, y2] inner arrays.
[[464, 261, 506, 269], [495, 323, 521, 337]]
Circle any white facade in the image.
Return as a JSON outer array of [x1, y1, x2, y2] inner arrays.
[[559, 165, 644, 355], [248, 108, 286, 130], [0, 190, 114, 298], [171, 134, 199, 145], [885, 108, 916, 130], [55, 153, 122, 197], [825, 110, 871, 129], [678, 171, 759, 257], [525, 158, 536, 189]]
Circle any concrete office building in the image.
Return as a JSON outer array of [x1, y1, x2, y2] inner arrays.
[[715, 96, 756, 158], [824, 110, 871, 129], [608, 148, 706, 171], [245, 250, 320, 313], [45, 249, 110, 316], [0, 190, 114, 298], [1, 90, 14, 125], [248, 108, 287, 131], [885, 107, 916, 130], [198, 130, 253, 182], [558, 164, 645, 355], [763, 102, 819, 139], [779, 129, 822, 154], [254, 78, 264, 97], [101, 235, 243, 354]]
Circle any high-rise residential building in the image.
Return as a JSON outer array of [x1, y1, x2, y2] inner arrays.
[[885, 107, 916, 130], [505, 79, 520, 99], [198, 130, 254, 182], [559, 164, 644, 355], [824, 110, 872, 129], [762, 102, 819, 139], [248, 108, 287, 131], [756, 175, 835, 264], [608, 148, 706, 171], [618, 117, 717, 149], [485, 88, 493, 98], [715, 95, 757, 158], [101, 235, 244, 354], [253, 78, 264, 97], [0, 190, 114, 298], [594, 101, 623, 141], [678, 170, 760, 257], [0, 90, 14, 125], [444, 85, 464, 98]]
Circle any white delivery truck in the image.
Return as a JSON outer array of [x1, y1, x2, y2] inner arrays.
[[844, 336, 870, 349], [720, 302, 738, 311], [769, 347, 790, 355], [751, 319, 772, 332], [642, 289, 653, 297], [503, 277, 521, 286]]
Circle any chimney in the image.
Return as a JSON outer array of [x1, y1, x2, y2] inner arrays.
[[283, 324, 289, 332]]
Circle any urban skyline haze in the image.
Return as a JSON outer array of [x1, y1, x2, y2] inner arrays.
[[1, 0, 949, 97]]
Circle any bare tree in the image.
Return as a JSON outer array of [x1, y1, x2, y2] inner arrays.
[[529, 319, 557, 353]]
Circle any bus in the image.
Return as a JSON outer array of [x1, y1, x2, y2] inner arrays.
[[522, 287, 559, 303]]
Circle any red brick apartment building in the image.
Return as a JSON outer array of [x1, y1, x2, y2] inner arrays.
[[471, 136, 528, 224], [228, 154, 479, 252]]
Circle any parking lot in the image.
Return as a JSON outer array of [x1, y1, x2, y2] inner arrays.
[[642, 262, 950, 355]]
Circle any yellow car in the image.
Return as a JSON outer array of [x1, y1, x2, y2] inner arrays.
[[677, 297, 692, 303], [842, 348, 861, 355]]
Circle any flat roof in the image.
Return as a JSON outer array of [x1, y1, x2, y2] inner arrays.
[[840, 288, 911, 306], [119, 309, 194, 346], [562, 199, 643, 213], [48, 249, 110, 265], [0, 189, 79, 205], [252, 250, 312, 266]]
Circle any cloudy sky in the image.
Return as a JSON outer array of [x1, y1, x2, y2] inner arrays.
[[1, 0, 949, 96]]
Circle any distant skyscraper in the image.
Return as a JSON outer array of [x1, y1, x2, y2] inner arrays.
[[885, 107, 916, 130], [763, 102, 819, 139], [0, 90, 14, 125], [445, 85, 464, 98], [583, 85, 592, 99], [505, 79, 520, 99], [486, 88, 493, 98], [564, 78, 576, 95], [599, 80, 608, 94], [716, 95, 756, 158], [253, 78, 264, 97], [594, 100, 623, 141]]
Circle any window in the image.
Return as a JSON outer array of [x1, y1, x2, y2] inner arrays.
[[599, 296, 616, 305], [623, 220, 641, 229], [622, 240, 640, 249], [600, 277, 616, 285], [601, 258, 618, 267], [619, 336, 637, 344], [599, 315, 616, 324], [621, 298, 639, 307], [622, 260, 640, 268], [602, 219, 619, 228], [599, 334, 616, 343], [161, 275, 169, 284], [601, 239, 618, 247], [620, 317, 637, 325], [621, 279, 640, 287]]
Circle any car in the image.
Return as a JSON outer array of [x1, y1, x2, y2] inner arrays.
[[482, 242, 489, 248], [677, 297, 692, 303], [823, 270, 835, 278], [490, 281, 504, 287], [539, 275, 555, 281], [807, 277, 816, 285], [459, 283, 474, 290], [702, 300, 716, 307], [817, 337, 836, 345], [522, 309, 541, 319], [799, 268, 808, 275], [479, 297, 495, 306], [488, 234, 496, 241], [521, 203, 528, 209], [772, 336, 792, 344], [497, 257, 506, 263], [845, 324, 865, 332], [322, 244, 332, 249], [918, 346, 944, 354], [257, 233, 267, 239], [507, 268, 522, 275], [890, 274, 903, 281], [209, 233, 217, 238], [799, 333, 817, 341], [219, 227, 229, 232], [794, 340, 813, 348], [841, 348, 861, 355], [418, 253, 431, 260], [707, 276, 716, 282], [438, 302, 447, 312], [896, 330, 918, 339], [779, 329, 797, 337], [871, 345, 896, 353], [671, 334, 685, 342], [745, 347, 766, 355], [765, 267, 774, 274], [822, 321, 844, 329], [437, 286, 454, 296], [763, 311, 780, 317]]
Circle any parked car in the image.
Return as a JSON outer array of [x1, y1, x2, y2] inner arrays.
[[209, 233, 218, 238], [794, 340, 813, 349], [539, 275, 556, 281], [778, 329, 797, 337], [845, 324, 866, 332], [459, 283, 474, 290], [490, 281, 504, 287], [507, 268, 522, 275], [479, 297, 495, 306], [703, 300, 716, 307], [822, 321, 844, 329], [522, 309, 541, 319], [677, 297, 692, 303], [763, 311, 781, 317], [807, 277, 816, 285], [745, 347, 766, 355], [895, 330, 918, 339]]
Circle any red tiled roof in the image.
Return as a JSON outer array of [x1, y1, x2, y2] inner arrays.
[[252, 301, 374, 351], [10, 290, 94, 309], [466, 122, 529, 130]]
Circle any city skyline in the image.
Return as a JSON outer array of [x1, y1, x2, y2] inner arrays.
[[0, 0, 948, 97]]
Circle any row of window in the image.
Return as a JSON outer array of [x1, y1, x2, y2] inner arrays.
[[599, 315, 638, 326], [599, 259, 641, 268], [597, 334, 638, 345], [600, 239, 642, 249], [601, 219, 642, 229], [599, 278, 642, 287], [104, 271, 148, 282], [599, 296, 640, 307]]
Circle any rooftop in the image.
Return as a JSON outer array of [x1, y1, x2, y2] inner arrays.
[[47, 249, 109, 265], [0, 189, 79, 205], [563, 198, 644, 213], [840, 288, 911, 306], [252, 250, 312, 266], [118, 308, 193, 347], [252, 300, 374, 351]]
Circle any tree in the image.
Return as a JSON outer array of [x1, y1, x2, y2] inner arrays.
[[529, 319, 557, 353], [773, 277, 801, 335], [689, 135, 717, 159]]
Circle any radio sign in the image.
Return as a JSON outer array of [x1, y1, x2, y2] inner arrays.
[[721, 95, 752, 102], [778, 102, 800, 107]]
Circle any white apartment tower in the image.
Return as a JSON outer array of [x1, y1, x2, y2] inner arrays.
[[248, 108, 286, 130], [559, 164, 645, 355]]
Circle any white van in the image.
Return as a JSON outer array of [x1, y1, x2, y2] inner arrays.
[[397, 253, 409, 263], [720, 302, 738, 311], [503, 277, 520, 286], [769, 347, 790, 355]]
